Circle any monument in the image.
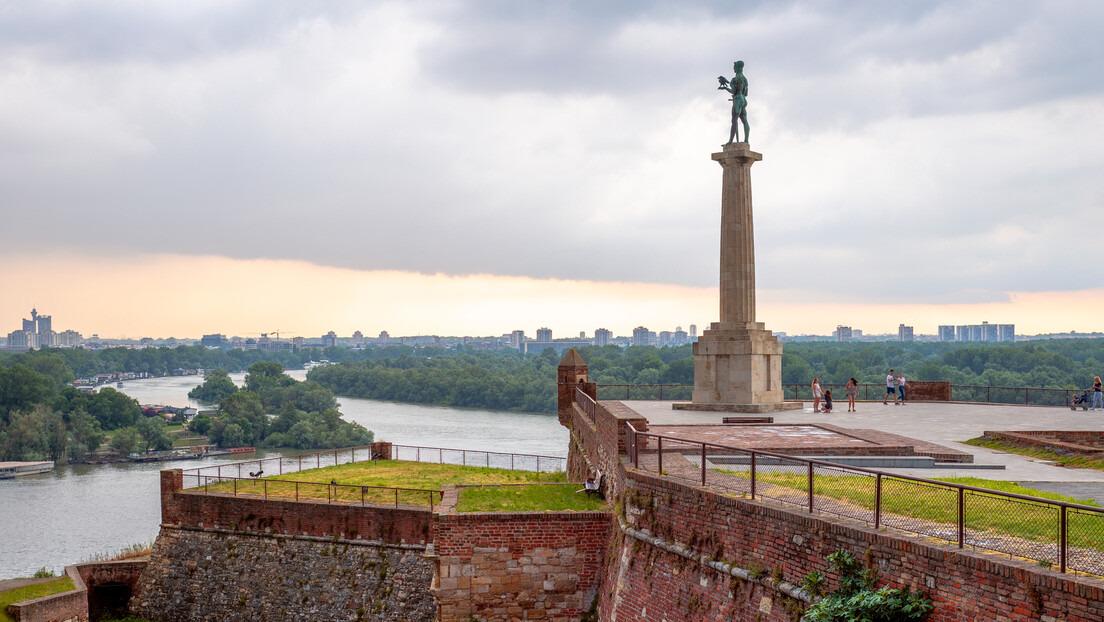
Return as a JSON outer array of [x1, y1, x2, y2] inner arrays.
[[674, 61, 800, 413]]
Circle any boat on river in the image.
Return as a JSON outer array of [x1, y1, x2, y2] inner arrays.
[[0, 461, 54, 479]]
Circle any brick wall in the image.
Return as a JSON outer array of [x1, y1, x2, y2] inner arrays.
[[6, 566, 88, 622], [433, 511, 611, 621], [160, 470, 433, 544], [906, 381, 951, 401]]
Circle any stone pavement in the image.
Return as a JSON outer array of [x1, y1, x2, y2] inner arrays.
[[622, 400, 1104, 492]]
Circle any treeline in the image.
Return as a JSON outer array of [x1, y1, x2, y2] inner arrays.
[[307, 340, 1104, 413], [187, 363, 374, 450], [0, 345, 319, 378]]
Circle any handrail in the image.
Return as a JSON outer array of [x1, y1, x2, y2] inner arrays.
[[187, 473, 442, 511], [623, 421, 1104, 574], [596, 382, 1083, 406]]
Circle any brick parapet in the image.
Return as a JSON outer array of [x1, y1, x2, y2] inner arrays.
[[984, 430, 1104, 455], [6, 565, 88, 622]]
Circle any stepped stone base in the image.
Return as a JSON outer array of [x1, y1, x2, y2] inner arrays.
[[686, 321, 789, 409]]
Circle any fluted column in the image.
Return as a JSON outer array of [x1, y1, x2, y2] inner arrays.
[[712, 142, 761, 326]]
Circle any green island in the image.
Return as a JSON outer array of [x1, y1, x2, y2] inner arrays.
[[0, 577, 75, 622], [198, 460, 605, 513]]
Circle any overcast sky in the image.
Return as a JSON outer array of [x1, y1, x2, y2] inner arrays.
[[2, 1, 1102, 337]]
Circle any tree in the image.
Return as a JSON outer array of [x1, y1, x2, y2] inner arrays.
[[221, 423, 246, 448], [30, 355, 75, 387], [187, 369, 238, 404], [85, 388, 142, 430], [110, 427, 140, 456], [136, 416, 172, 454], [244, 361, 287, 393]]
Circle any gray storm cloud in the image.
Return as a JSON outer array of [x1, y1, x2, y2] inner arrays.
[[0, 1, 1101, 303]]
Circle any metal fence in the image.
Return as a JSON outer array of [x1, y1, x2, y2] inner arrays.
[[595, 382, 1084, 406], [185, 474, 443, 510], [623, 422, 1104, 575], [180, 444, 567, 493]]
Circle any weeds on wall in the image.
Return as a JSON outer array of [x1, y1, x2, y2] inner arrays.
[[803, 548, 932, 622]]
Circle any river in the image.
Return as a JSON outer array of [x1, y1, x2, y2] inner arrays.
[[0, 370, 567, 579]]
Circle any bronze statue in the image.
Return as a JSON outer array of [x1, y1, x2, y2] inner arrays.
[[717, 60, 749, 144]]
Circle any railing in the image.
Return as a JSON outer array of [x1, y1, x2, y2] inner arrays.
[[181, 443, 566, 491], [390, 445, 565, 473], [187, 474, 443, 510], [576, 387, 597, 424], [596, 382, 1084, 406], [624, 423, 1104, 575]]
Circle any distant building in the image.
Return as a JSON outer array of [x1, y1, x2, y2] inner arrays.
[[509, 330, 526, 349], [997, 324, 1015, 342], [352, 330, 364, 345], [6, 329, 33, 349], [378, 331, 391, 346], [938, 325, 955, 342], [658, 331, 673, 346], [200, 334, 229, 348], [673, 327, 688, 346], [834, 326, 853, 342], [631, 326, 650, 347], [953, 322, 1014, 342], [689, 325, 697, 340], [536, 327, 552, 342], [594, 328, 612, 347], [322, 331, 338, 348], [898, 324, 914, 342]]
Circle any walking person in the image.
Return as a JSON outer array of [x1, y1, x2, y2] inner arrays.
[[845, 378, 858, 412], [812, 377, 822, 413], [883, 369, 897, 405], [897, 372, 908, 405], [1092, 376, 1103, 411]]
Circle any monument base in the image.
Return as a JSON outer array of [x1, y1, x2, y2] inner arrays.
[[686, 321, 788, 408], [671, 401, 803, 413]]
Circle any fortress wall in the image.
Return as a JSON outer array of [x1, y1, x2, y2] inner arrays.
[[160, 471, 433, 545], [5, 566, 88, 622], [432, 511, 611, 622], [566, 400, 645, 499], [131, 526, 435, 622], [599, 465, 1104, 622]]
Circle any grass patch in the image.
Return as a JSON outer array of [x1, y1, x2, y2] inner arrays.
[[714, 468, 1104, 550], [0, 577, 75, 622], [198, 460, 567, 507], [965, 437, 1104, 472], [456, 484, 607, 513], [82, 541, 153, 563]]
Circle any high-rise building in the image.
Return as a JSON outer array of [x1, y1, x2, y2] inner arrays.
[[659, 331, 673, 346], [898, 324, 914, 342], [673, 327, 688, 346], [997, 324, 1015, 342], [689, 325, 697, 340], [834, 326, 853, 342], [594, 328, 612, 347], [322, 331, 338, 348], [200, 334, 228, 348], [7, 330, 33, 349], [378, 331, 391, 346], [509, 330, 526, 349], [536, 327, 552, 342], [631, 326, 650, 347], [938, 325, 955, 342], [952, 322, 1015, 342], [352, 330, 364, 345]]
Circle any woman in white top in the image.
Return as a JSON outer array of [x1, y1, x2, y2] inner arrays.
[[812, 378, 822, 413]]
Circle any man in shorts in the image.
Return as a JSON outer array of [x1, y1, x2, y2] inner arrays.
[[883, 369, 898, 405]]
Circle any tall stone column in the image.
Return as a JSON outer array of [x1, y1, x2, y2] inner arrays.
[[675, 142, 799, 413]]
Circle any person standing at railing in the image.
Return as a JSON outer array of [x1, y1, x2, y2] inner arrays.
[[1092, 376, 1103, 410], [883, 369, 898, 405], [845, 378, 858, 412], [812, 377, 822, 413], [897, 372, 909, 405]]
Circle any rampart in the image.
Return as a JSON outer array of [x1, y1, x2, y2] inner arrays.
[[559, 361, 1104, 621]]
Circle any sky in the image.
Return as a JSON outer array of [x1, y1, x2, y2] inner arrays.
[[1, 1, 1102, 339]]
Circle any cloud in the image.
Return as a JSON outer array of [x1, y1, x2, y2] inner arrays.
[[0, 0, 1101, 307]]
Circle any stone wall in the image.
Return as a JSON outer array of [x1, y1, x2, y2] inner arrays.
[[131, 526, 435, 622], [6, 566, 87, 622], [906, 380, 951, 401], [75, 560, 147, 620], [433, 510, 610, 622]]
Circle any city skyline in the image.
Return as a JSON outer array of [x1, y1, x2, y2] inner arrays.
[[1, 3, 1102, 338]]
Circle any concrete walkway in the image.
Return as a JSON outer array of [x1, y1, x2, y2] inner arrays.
[[622, 400, 1104, 495]]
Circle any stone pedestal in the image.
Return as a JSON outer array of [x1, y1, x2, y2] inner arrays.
[[675, 143, 800, 413]]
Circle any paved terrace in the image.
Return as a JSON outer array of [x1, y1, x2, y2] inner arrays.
[[621, 400, 1104, 499]]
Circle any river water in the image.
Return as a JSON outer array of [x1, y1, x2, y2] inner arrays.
[[0, 371, 567, 578]]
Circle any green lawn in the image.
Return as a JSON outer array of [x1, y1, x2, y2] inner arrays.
[[965, 437, 1104, 472], [714, 468, 1104, 551], [0, 577, 75, 622], [198, 460, 567, 507], [456, 484, 607, 513]]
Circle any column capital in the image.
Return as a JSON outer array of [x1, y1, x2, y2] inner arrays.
[[712, 142, 762, 167]]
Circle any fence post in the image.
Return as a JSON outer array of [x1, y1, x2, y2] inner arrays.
[[1025, 388, 1029, 406], [986, 386, 990, 403], [395, 488, 399, 507], [625, 386, 630, 400], [750, 453, 756, 500], [233, 479, 237, 497], [362, 487, 365, 506], [1060, 506, 1067, 573], [957, 487, 965, 548], [701, 444, 707, 486], [658, 437, 663, 475], [807, 462, 814, 514], [463, 450, 466, 466], [875, 474, 882, 530], [295, 482, 299, 502], [659, 385, 664, 400]]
